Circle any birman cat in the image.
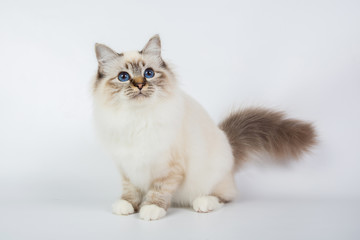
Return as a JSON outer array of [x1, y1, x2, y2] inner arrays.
[[92, 35, 316, 221]]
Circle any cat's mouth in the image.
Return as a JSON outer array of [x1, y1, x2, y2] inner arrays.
[[131, 91, 150, 99]]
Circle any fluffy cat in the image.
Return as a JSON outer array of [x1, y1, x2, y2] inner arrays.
[[92, 35, 316, 221]]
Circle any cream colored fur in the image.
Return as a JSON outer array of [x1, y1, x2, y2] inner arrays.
[[93, 82, 235, 205]]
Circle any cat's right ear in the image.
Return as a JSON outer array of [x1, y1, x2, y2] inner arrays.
[[95, 43, 118, 65]]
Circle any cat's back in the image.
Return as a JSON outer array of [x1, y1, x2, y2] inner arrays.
[[181, 91, 220, 135]]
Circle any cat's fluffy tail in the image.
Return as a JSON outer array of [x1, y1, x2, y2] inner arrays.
[[219, 108, 317, 170]]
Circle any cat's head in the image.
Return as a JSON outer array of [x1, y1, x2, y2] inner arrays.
[[93, 35, 176, 105]]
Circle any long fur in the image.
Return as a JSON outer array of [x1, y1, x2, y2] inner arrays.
[[219, 108, 317, 170], [92, 35, 317, 220]]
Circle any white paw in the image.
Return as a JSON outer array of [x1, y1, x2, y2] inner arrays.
[[139, 204, 166, 221], [112, 199, 134, 215], [193, 196, 223, 213]]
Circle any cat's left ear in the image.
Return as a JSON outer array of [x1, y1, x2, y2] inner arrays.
[[141, 34, 161, 57]]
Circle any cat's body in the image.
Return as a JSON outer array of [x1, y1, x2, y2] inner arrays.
[[93, 35, 316, 220], [94, 88, 234, 206]]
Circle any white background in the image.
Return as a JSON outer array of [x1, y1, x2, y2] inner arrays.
[[1, 0, 359, 239]]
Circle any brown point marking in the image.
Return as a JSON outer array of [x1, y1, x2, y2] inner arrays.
[[105, 79, 123, 97], [97, 68, 104, 79], [219, 108, 317, 171], [132, 76, 145, 84], [93, 67, 105, 91], [160, 60, 168, 69], [142, 160, 184, 210], [120, 175, 143, 211]]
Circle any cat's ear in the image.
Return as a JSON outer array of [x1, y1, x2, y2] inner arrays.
[[141, 34, 161, 57], [95, 43, 118, 65]]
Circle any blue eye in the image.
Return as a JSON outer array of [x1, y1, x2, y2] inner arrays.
[[144, 68, 155, 78], [118, 72, 130, 82]]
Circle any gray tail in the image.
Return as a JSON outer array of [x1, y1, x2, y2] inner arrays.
[[219, 107, 317, 170]]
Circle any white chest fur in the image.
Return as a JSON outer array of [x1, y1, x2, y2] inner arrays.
[[94, 95, 184, 190]]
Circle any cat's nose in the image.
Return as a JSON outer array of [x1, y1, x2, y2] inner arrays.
[[136, 83, 144, 90]]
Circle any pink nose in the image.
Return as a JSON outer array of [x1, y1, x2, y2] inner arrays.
[[136, 83, 144, 90]]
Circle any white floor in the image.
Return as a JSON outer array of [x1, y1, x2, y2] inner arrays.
[[1, 195, 359, 240]]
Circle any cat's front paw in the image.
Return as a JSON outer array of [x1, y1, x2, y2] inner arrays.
[[139, 204, 166, 221], [112, 199, 135, 215], [193, 196, 223, 213]]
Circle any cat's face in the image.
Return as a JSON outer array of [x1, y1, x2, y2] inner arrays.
[[93, 35, 176, 105]]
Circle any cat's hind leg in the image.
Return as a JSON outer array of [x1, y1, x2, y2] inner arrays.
[[192, 196, 223, 213], [192, 172, 237, 213], [211, 172, 237, 203]]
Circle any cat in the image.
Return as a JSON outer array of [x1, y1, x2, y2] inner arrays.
[[92, 35, 316, 221]]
